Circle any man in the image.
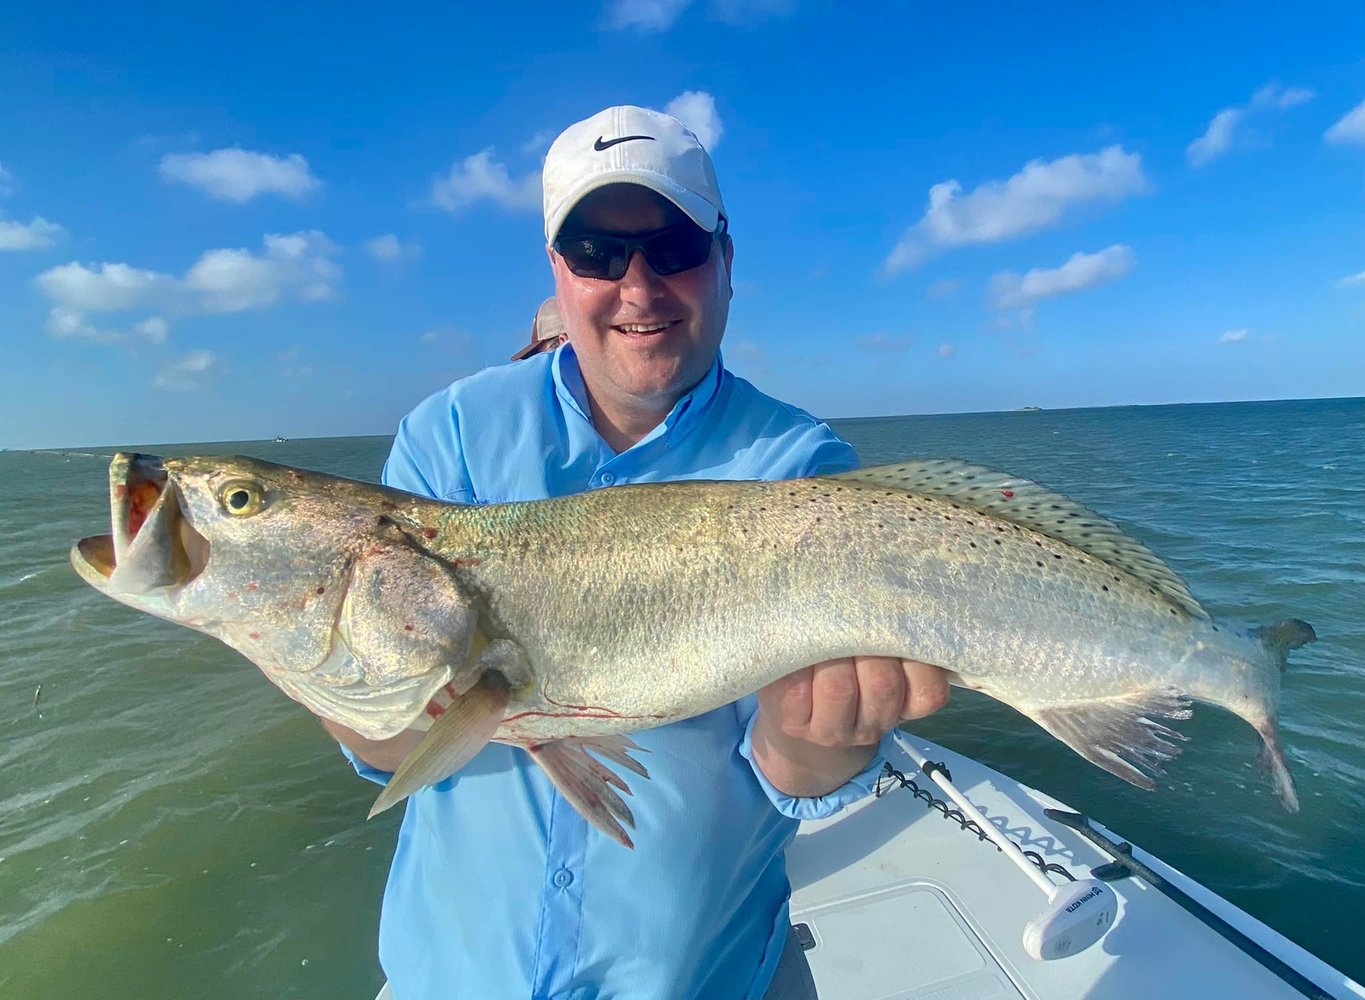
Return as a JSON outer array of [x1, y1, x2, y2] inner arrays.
[[324, 105, 949, 1000], [511, 296, 568, 360]]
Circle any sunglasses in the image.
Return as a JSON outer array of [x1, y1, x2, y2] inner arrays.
[[553, 218, 726, 281]]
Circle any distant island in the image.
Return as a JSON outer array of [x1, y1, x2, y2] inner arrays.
[[1016, 406, 1042, 412]]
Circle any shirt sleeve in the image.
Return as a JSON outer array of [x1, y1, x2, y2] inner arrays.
[[338, 742, 394, 784], [381, 395, 476, 502], [734, 695, 897, 820], [799, 432, 860, 477]]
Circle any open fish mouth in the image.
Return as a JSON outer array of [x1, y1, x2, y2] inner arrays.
[[71, 453, 209, 593]]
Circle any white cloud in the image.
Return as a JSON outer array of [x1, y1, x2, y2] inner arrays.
[[937, 342, 956, 358], [1338, 270, 1365, 287], [665, 90, 723, 149], [0, 215, 64, 251], [884, 147, 1148, 273], [159, 148, 320, 203], [522, 129, 557, 155], [431, 149, 541, 213], [926, 278, 961, 298], [1251, 83, 1316, 111], [153, 350, 221, 391], [183, 231, 340, 312], [34, 231, 341, 341], [1188, 82, 1317, 167], [365, 233, 420, 261], [1187, 109, 1244, 167], [990, 244, 1135, 311], [1219, 328, 1250, 344], [48, 308, 168, 346], [35, 261, 170, 311], [133, 317, 169, 343], [606, 0, 691, 30], [857, 332, 916, 352], [0, 163, 65, 250], [605, 0, 792, 30], [1325, 98, 1365, 146]]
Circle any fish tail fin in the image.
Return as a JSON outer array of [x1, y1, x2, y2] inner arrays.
[[1243, 619, 1315, 813], [1250, 619, 1317, 670], [1254, 718, 1300, 813]]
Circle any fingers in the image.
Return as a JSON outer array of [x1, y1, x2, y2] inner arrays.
[[807, 658, 860, 744], [854, 656, 908, 736], [900, 659, 951, 720], [758, 664, 814, 733], [758, 656, 952, 748]]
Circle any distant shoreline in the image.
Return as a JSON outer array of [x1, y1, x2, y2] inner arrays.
[[8, 394, 1363, 453]]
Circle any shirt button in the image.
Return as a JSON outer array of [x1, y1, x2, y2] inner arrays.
[[599, 472, 616, 486], [552, 868, 574, 888]]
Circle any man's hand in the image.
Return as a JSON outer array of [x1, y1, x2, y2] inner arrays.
[[749, 657, 950, 798]]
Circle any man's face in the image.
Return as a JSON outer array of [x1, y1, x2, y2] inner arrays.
[[549, 185, 733, 416]]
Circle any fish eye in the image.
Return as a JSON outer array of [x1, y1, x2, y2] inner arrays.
[[219, 481, 264, 517]]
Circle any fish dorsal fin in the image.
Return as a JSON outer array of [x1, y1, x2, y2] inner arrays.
[[825, 459, 1209, 619]]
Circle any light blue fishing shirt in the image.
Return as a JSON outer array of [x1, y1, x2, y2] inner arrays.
[[345, 344, 897, 1000]]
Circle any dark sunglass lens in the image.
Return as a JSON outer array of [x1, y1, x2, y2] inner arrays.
[[641, 226, 714, 276], [558, 236, 627, 279]]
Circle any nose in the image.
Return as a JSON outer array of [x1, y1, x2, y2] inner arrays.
[[616, 248, 667, 305]]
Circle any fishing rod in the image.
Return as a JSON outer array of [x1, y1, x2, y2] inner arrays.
[[891, 732, 1118, 961]]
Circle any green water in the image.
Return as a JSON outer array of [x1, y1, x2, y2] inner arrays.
[[2, 398, 1362, 998]]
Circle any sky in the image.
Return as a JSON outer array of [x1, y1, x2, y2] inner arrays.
[[2, 1, 1363, 449]]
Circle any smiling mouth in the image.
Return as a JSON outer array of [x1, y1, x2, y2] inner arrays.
[[614, 321, 677, 335], [72, 453, 208, 590]]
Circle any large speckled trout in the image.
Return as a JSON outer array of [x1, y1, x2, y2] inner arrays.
[[71, 453, 1313, 846]]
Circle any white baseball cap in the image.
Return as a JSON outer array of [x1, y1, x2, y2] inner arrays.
[[542, 105, 726, 243]]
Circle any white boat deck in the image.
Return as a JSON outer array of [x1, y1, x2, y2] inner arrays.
[[789, 735, 1364, 1000]]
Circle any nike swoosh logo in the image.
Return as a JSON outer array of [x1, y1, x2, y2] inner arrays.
[[594, 134, 656, 151]]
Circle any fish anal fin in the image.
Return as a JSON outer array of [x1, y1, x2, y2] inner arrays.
[[823, 458, 1209, 620], [368, 672, 509, 819], [1030, 688, 1193, 791], [527, 737, 652, 849]]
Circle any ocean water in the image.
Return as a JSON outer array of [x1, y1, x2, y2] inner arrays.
[[1, 397, 1362, 999]]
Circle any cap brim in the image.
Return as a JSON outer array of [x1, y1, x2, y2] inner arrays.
[[545, 170, 722, 243]]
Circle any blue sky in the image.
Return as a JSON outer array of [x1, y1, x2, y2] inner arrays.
[[2, 1, 1363, 449]]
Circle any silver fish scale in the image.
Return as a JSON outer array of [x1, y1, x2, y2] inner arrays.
[[424, 475, 1233, 741]]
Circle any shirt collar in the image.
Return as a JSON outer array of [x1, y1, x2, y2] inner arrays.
[[551, 343, 725, 450]]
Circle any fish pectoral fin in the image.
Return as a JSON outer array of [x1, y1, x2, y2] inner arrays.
[[367, 672, 510, 819], [1029, 688, 1193, 791], [527, 737, 652, 850]]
